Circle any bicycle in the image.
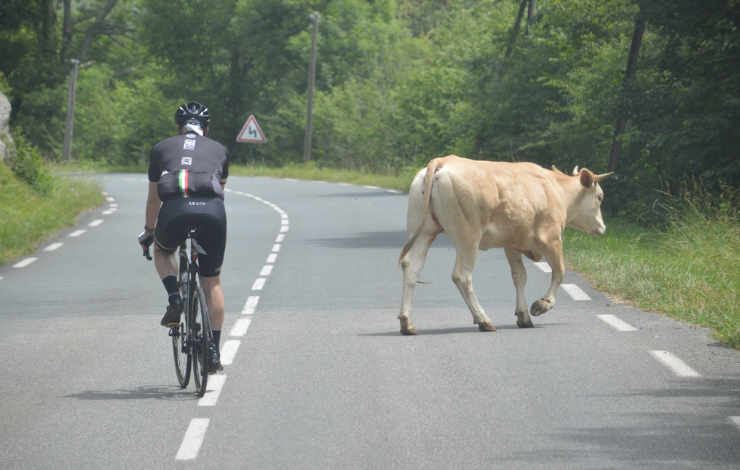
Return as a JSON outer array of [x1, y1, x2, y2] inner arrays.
[[167, 228, 213, 397]]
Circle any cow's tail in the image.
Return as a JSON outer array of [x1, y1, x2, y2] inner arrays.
[[399, 158, 442, 266]]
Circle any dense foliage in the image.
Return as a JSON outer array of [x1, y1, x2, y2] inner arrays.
[[1, 0, 738, 219]]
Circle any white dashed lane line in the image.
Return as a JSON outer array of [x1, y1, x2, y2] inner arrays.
[[176, 418, 210, 460], [534, 262, 551, 273], [13, 258, 38, 268], [242, 296, 259, 314], [198, 375, 227, 407], [730, 417, 740, 432], [252, 278, 266, 290], [561, 284, 592, 301], [68, 230, 87, 238], [650, 350, 701, 377], [597, 314, 637, 332], [229, 318, 252, 337], [219, 341, 240, 366], [89, 219, 104, 227], [44, 243, 64, 251]]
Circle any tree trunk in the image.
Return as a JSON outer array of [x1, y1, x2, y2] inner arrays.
[[608, 13, 647, 174], [497, 0, 528, 83], [526, 0, 536, 36]]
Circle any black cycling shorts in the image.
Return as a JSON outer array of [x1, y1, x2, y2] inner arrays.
[[154, 198, 227, 277]]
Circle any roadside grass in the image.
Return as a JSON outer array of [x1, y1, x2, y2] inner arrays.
[[228, 162, 417, 192], [563, 191, 740, 349], [0, 162, 103, 266]]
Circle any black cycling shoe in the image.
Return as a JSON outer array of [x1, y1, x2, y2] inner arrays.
[[160, 296, 184, 327], [208, 343, 223, 374]]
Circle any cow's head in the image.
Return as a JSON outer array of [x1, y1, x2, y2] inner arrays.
[[568, 168, 613, 237]]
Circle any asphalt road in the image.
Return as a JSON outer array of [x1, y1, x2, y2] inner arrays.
[[1, 173, 740, 469]]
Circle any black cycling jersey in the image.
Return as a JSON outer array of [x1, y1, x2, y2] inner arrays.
[[148, 132, 229, 202]]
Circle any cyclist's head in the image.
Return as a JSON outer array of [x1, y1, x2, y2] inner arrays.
[[175, 102, 210, 135]]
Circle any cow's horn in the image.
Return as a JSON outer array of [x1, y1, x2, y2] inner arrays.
[[572, 166, 579, 175], [593, 172, 614, 183]]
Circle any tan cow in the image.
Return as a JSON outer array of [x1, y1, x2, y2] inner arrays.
[[398, 155, 612, 335]]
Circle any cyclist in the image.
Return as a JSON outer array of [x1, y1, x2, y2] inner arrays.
[[138, 101, 229, 373]]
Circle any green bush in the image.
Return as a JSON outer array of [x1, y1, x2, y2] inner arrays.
[[8, 128, 52, 195]]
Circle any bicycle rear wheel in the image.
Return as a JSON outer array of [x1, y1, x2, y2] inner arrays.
[[192, 281, 210, 397], [172, 247, 192, 387]]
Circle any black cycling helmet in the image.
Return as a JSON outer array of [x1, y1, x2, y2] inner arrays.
[[174, 101, 211, 128]]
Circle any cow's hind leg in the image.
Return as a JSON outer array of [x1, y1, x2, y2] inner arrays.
[[504, 248, 533, 327], [399, 229, 439, 335], [451, 242, 495, 332], [531, 238, 565, 316]]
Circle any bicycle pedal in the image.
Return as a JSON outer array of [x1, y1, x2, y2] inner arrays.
[[168, 326, 180, 336]]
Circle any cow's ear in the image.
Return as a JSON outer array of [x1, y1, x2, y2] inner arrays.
[[580, 169, 595, 188], [552, 165, 564, 174], [593, 172, 614, 183]]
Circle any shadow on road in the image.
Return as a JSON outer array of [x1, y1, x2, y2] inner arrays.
[[305, 231, 453, 249], [63, 386, 197, 401]]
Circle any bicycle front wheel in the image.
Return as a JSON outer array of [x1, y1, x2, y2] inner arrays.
[[192, 281, 210, 397]]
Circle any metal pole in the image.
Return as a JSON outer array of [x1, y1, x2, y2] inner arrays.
[[62, 59, 80, 161], [303, 12, 320, 163]]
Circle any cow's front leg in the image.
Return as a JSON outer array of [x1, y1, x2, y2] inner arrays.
[[399, 230, 438, 335], [451, 243, 495, 331], [531, 239, 565, 316], [504, 248, 532, 327]]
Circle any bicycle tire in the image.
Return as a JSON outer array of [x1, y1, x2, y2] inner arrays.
[[172, 249, 192, 387], [192, 279, 210, 397]]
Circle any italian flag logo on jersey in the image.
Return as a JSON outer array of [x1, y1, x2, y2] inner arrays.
[[179, 169, 190, 198]]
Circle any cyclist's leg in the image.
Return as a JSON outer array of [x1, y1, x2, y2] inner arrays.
[[154, 200, 189, 326], [200, 275, 224, 329]]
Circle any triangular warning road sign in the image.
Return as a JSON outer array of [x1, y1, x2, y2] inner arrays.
[[236, 115, 267, 143]]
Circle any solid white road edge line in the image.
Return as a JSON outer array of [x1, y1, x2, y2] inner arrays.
[[597, 314, 637, 332], [198, 375, 227, 407], [220, 341, 240, 366], [252, 278, 266, 290], [562, 284, 592, 301], [13, 258, 38, 268], [650, 350, 700, 377], [242, 296, 259, 314], [230, 318, 252, 337], [68, 230, 86, 237], [175, 418, 210, 460], [44, 243, 64, 251], [534, 262, 551, 273]]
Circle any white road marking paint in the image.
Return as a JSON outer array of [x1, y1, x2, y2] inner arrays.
[[280, 213, 288, 219], [44, 242, 64, 251], [338, 182, 350, 186], [109, 203, 118, 207], [13, 258, 38, 268], [272, 244, 281, 252], [224, 188, 233, 192], [230, 318, 252, 337], [198, 375, 228, 406], [280, 225, 289, 233], [276, 234, 285, 243], [252, 278, 266, 290], [730, 417, 740, 432], [597, 314, 637, 332], [267, 254, 277, 263], [0, 277, 3, 281], [260, 265, 273, 276], [364, 185, 379, 189], [220, 341, 240, 366], [69, 230, 86, 237], [650, 350, 700, 377], [281, 219, 289, 225], [102, 191, 108, 195], [176, 419, 210, 460], [562, 284, 592, 300], [284, 178, 298, 181], [242, 296, 259, 314], [89, 219, 104, 227], [102, 210, 114, 215], [253, 196, 263, 201], [387, 189, 402, 194], [534, 262, 551, 273], [106, 197, 115, 202]]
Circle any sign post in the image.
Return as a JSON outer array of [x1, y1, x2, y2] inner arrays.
[[236, 115, 267, 164]]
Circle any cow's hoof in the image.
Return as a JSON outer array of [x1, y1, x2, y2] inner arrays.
[[478, 321, 496, 332], [516, 312, 534, 328], [399, 316, 417, 335], [530, 300, 552, 316], [400, 327, 418, 336]]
